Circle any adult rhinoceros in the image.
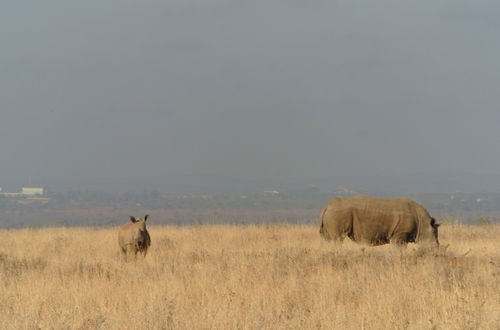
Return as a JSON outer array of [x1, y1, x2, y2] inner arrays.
[[118, 215, 151, 260], [319, 196, 440, 247]]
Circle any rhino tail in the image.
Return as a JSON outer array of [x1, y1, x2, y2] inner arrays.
[[320, 205, 329, 222], [319, 205, 329, 234]]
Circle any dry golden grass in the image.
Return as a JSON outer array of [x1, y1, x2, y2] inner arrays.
[[0, 223, 498, 329]]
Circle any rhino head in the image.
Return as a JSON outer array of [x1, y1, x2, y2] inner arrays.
[[130, 214, 149, 227], [417, 217, 441, 247], [129, 215, 150, 249], [430, 217, 440, 246]]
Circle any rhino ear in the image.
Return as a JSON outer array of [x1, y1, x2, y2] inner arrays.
[[144, 214, 149, 222], [130, 216, 137, 223]]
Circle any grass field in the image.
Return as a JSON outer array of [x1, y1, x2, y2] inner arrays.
[[0, 222, 498, 329]]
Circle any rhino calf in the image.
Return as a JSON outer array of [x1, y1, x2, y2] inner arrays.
[[319, 196, 439, 247], [118, 215, 151, 260]]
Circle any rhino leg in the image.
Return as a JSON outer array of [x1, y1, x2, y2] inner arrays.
[[390, 233, 410, 247], [331, 232, 348, 243], [138, 244, 148, 258], [322, 209, 352, 244], [320, 224, 346, 243], [122, 244, 138, 261], [120, 245, 130, 261]]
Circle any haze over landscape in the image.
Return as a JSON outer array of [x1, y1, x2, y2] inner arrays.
[[1, 0, 500, 194], [1, 4, 499, 329]]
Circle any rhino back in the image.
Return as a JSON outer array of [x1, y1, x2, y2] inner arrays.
[[340, 196, 415, 212]]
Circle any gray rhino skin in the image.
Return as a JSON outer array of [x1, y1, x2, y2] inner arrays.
[[319, 196, 439, 247], [118, 215, 151, 259]]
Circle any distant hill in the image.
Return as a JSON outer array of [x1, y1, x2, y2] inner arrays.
[[3, 171, 500, 195]]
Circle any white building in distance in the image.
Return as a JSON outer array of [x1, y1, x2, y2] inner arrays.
[[0, 187, 44, 197]]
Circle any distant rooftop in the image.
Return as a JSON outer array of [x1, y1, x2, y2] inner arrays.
[[0, 187, 44, 197]]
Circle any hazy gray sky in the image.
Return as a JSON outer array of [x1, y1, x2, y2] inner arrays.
[[1, 0, 500, 191]]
